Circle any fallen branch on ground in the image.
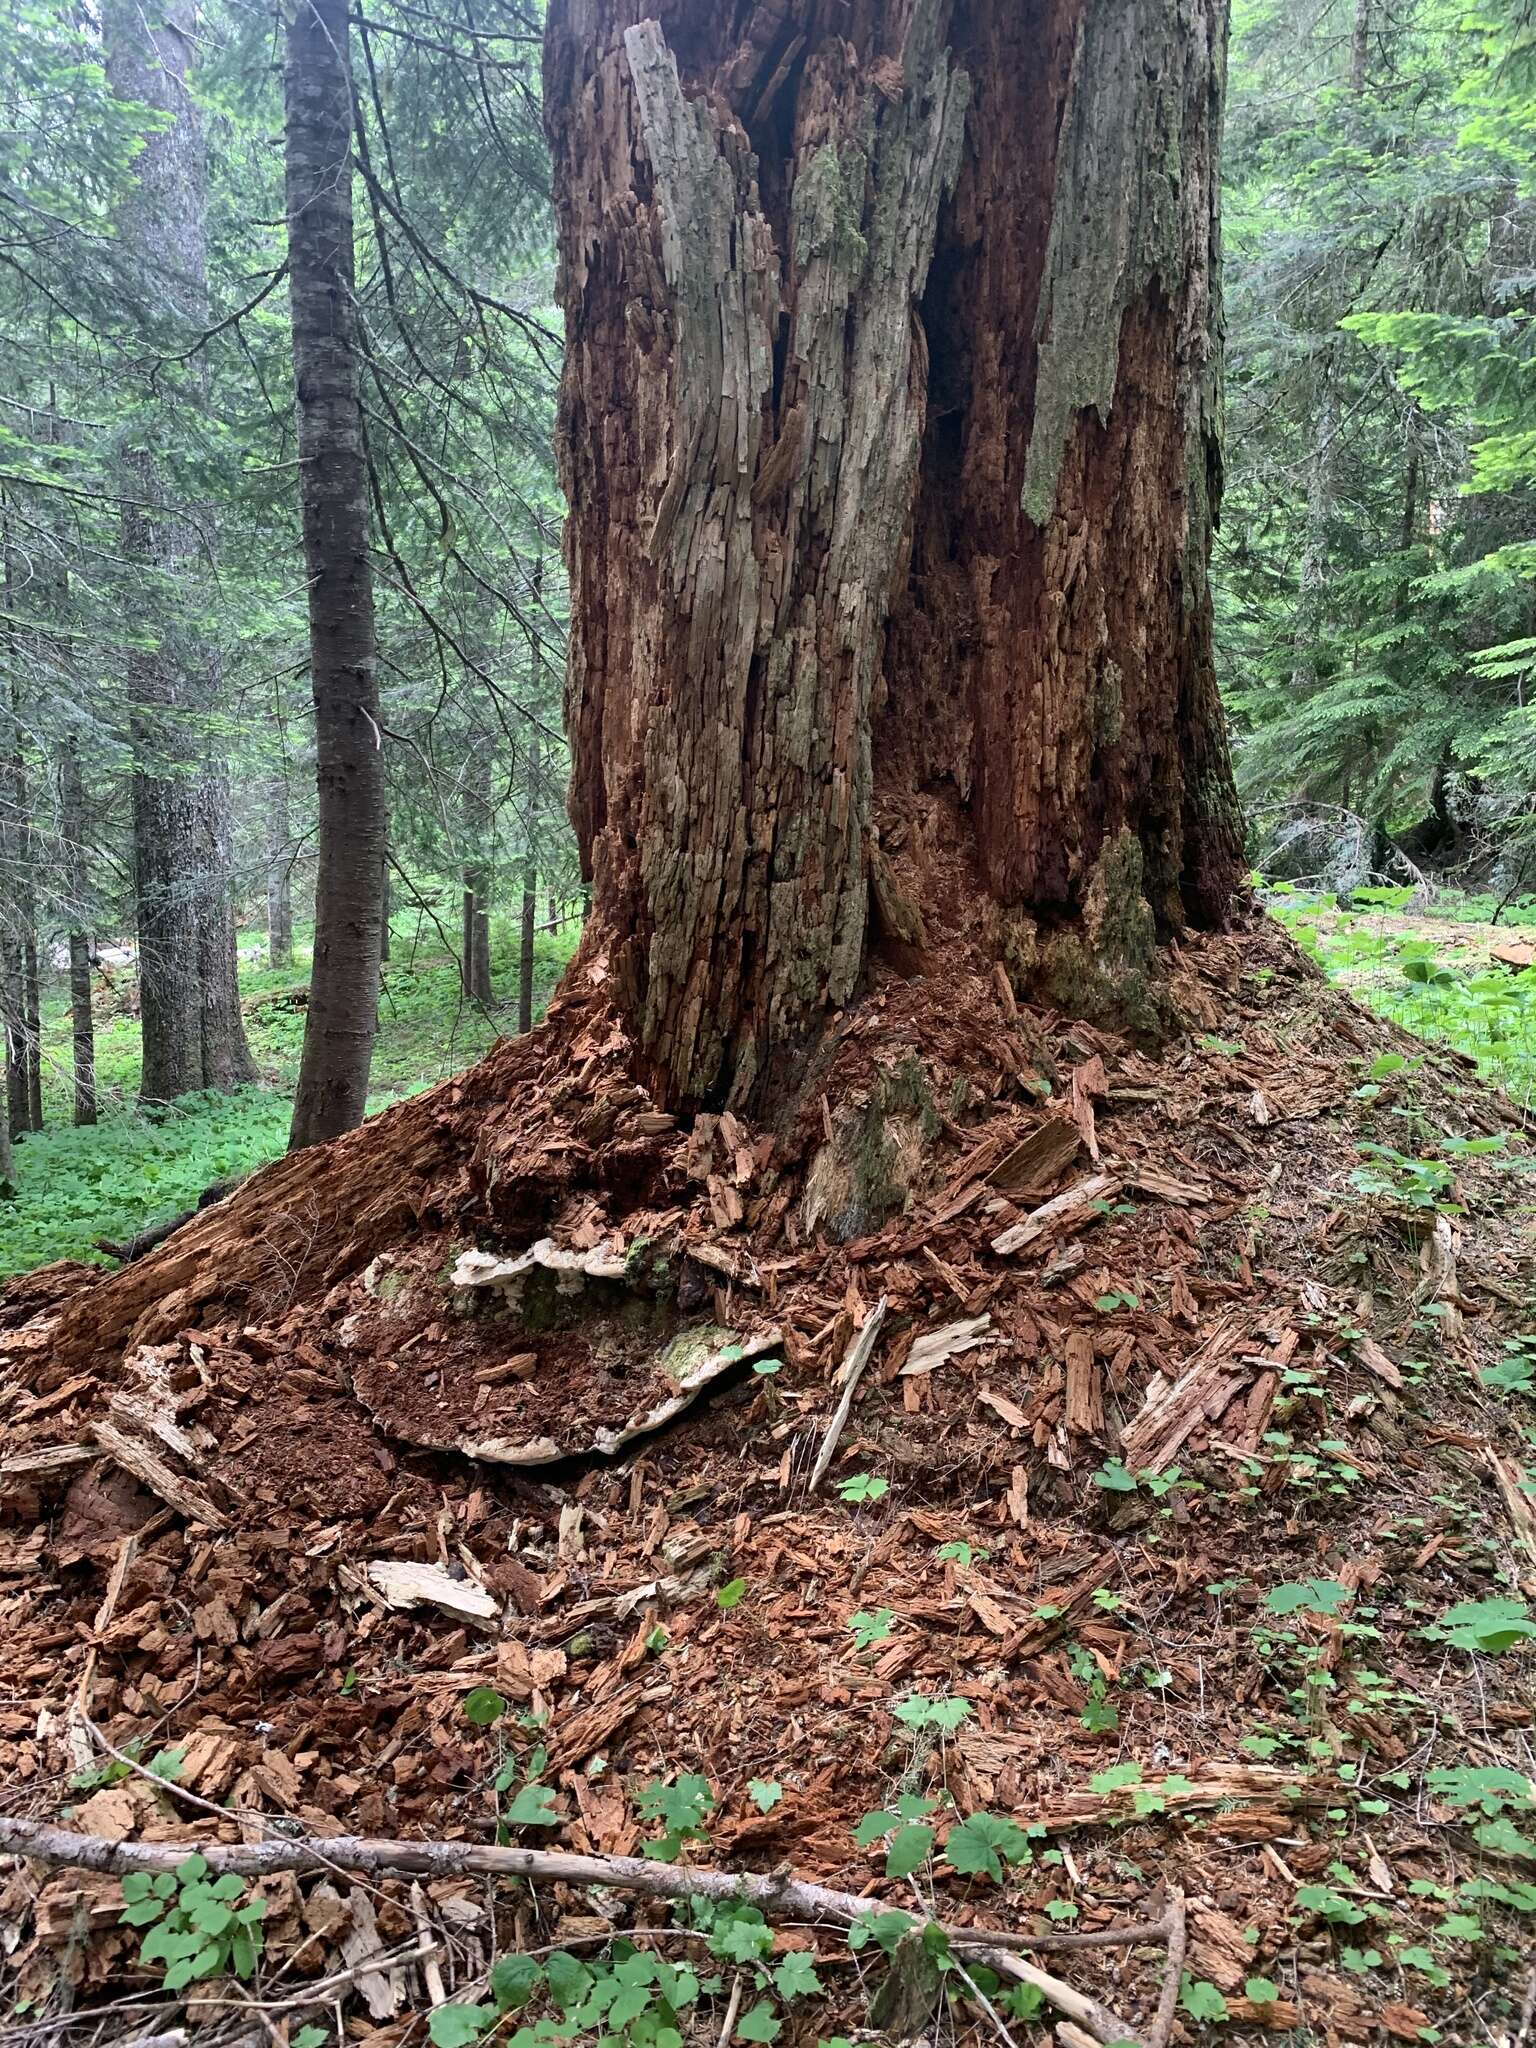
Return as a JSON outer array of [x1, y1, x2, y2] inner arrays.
[[0, 1816, 1184, 2046]]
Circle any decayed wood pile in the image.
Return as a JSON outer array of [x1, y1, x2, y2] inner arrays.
[[2, 924, 1535, 2046]]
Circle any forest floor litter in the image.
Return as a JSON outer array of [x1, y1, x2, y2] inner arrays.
[[3, 923, 1535, 2047]]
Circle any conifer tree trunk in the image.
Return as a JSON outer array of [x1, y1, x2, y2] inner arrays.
[[195, 764, 257, 1089], [284, 0, 387, 1150], [544, 0, 1242, 1114], [461, 748, 495, 1006], [518, 727, 539, 1034], [265, 773, 295, 971], [1, 650, 40, 1140], [1350, 0, 1372, 102], [0, 1052, 12, 1193], [59, 745, 97, 1127], [104, 0, 253, 1106]]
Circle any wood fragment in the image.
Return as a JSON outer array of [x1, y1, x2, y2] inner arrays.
[[899, 1315, 991, 1377], [0, 1443, 98, 1481], [1063, 1331, 1104, 1437], [1118, 1319, 1249, 1473], [1354, 1336, 1404, 1391], [1487, 1447, 1536, 1564], [808, 1297, 888, 1491], [988, 1119, 1082, 1199], [1124, 1166, 1213, 1205], [92, 1419, 227, 1530], [365, 1561, 500, 1622], [991, 1175, 1119, 1257], [1148, 1892, 1187, 2048]]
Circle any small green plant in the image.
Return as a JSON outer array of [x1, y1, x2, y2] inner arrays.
[[836, 1472, 889, 1505], [1482, 1340, 1536, 1397], [1263, 1578, 1353, 1618], [1093, 1458, 1188, 1499], [716, 1577, 748, 1610], [463, 1685, 507, 1726], [891, 1692, 973, 1733], [119, 1855, 266, 1990], [935, 1540, 989, 1568], [1295, 1881, 1369, 1928], [1425, 1597, 1536, 1655], [635, 1774, 714, 1862], [847, 1607, 896, 1651], [943, 1811, 1034, 1881], [1180, 1976, 1229, 2021], [1349, 1142, 1458, 1212]]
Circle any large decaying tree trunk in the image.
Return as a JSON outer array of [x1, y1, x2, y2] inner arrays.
[[545, 0, 1243, 1116], [104, 0, 255, 1106], [284, 0, 387, 1150], [18, 0, 1247, 1376]]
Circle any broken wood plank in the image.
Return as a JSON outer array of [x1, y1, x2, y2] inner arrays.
[[1124, 1166, 1214, 1205]]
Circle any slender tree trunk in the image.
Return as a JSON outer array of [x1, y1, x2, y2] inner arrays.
[[265, 773, 295, 971], [461, 747, 494, 1005], [544, 0, 1242, 1114], [0, 678, 40, 1139], [1350, 0, 1372, 103], [0, 1048, 12, 1193], [380, 857, 391, 964], [104, 0, 251, 1106], [195, 764, 257, 1088], [0, 929, 24, 1142], [284, 0, 386, 1150], [59, 746, 97, 1127], [22, 932, 41, 1132], [1289, 377, 1337, 701], [0, 523, 32, 1144], [518, 727, 540, 1034]]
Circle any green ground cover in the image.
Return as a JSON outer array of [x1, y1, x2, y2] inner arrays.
[[0, 912, 579, 1278], [1268, 882, 1536, 1110]]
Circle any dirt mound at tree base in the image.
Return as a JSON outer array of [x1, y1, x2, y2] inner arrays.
[[2, 926, 1535, 2046]]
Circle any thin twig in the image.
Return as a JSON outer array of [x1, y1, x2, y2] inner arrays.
[[1148, 1892, 1187, 2048], [716, 1972, 744, 2048]]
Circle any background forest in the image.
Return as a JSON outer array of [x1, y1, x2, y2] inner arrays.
[[0, 0, 1534, 1274]]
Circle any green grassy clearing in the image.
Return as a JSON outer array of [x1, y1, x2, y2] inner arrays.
[[1267, 882, 1536, 1110], [0, 910, 579, 1279]]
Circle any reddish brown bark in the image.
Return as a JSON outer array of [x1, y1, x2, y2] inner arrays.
[[545, 0, 1243, 1114]]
